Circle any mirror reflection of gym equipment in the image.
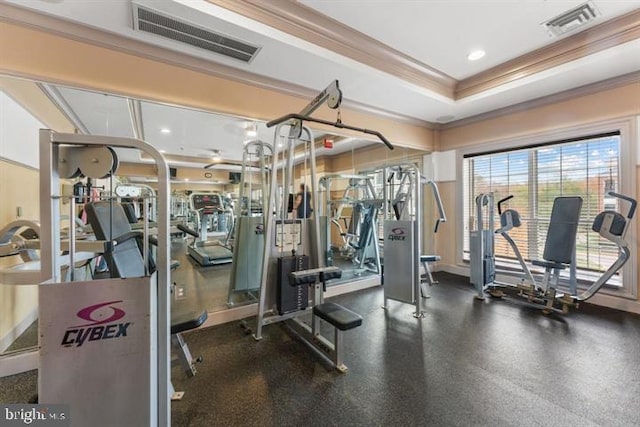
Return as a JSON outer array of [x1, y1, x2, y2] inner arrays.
[[227, 140, 273, 307], [180, 192, 234, 266], [318, 174, 382, 286]]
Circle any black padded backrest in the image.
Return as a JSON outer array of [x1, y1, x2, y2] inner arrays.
[[542, 197, 582, 264], [85, 202, 145, 278], [356, 204, 378, 249], [348, 204, 363, 235], [121, 202, 138, 224]]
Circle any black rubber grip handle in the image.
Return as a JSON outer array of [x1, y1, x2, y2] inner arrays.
[[608, 192, 637, 219], [177, 223, 199, 238], [497, 195, 514, 215]]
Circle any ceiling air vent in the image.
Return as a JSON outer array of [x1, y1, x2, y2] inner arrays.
[[132, 4, 261, 63], [543, 1, 600, 37]]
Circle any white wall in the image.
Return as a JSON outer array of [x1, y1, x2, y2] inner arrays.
[[0, 91, 43, 169]]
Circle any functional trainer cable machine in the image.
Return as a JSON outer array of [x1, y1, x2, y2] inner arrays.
[[252, 80, 394, 372]]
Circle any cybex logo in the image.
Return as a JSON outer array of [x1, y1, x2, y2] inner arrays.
[[61, 300, 131, 347], [387, 227, 406, 241], [74, 300, 125, 327]]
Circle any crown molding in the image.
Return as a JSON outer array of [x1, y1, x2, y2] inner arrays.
[[210, 1, 640, 102], [440, 71, 640, 130], [456, 9, 640, 99], [207, 0, 457, 98]]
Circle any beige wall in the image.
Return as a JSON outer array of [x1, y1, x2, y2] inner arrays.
[[439, 83, 640, 150], [0, 160, 40, 349], [437, 80, 640, 312]]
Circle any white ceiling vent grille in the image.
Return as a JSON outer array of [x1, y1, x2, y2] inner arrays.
[[132, 4, 260, 63], [543, 1, 600, 37]]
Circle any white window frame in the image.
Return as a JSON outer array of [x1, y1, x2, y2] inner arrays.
[[456, 117, 637, 300]]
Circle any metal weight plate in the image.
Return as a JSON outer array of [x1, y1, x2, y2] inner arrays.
[[77, 147, 116, 178], [58, 147, 81, 179]]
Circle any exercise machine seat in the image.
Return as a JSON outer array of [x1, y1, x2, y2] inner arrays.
[[313, 302, 362, 331], [532, 260, 566, 270], [171, 310, 208, 335], [420, 255, 441, 263]]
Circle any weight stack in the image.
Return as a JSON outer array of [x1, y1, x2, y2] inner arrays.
[[277, 255, 309, 315]]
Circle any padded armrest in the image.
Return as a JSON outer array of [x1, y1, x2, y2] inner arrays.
[[289, 266, 342, 286], [289, 272, 319, 286]]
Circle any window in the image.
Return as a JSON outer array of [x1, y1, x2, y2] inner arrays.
[[462, 132, 626, 289]]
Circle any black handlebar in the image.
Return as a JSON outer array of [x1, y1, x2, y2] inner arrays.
[[608, 192, 637, 219], [177, 223, 199, 238], [266, 113, 395, 150], [497, 195, 514, 215]]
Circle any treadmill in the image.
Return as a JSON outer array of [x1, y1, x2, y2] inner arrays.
[[187, 193, 233, 266]]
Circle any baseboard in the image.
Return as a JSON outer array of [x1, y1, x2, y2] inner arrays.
[[436, 263, 640, 315], [437, 263, 468, 277], [586, 293, 640, 314], [0, 349, 38, 378], [325, 276, 381, 298], [0, 307, 38, 353], [198, 303, 258, 329]]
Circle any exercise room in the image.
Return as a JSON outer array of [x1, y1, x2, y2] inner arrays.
[[1, 1, 639, 426]]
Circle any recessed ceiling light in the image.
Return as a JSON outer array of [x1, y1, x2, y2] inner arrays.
[[467, 50, 485, 61], [160, 128, 171, 134], [159, 149, 166, 153]]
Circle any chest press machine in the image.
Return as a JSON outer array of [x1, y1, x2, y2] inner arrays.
[[470, 191, 636, 313]]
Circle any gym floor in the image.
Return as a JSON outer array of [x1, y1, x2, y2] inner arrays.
[[2, 272, 639, 426]]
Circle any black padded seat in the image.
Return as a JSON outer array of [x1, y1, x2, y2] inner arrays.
[[171, 310, 208, 335], [313, 302, 362, 331], [532, 260, 566, 270], [420, 255, 441, 263]]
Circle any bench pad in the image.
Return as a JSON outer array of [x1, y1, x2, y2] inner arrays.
[[532, 260, 566, 270], [313, 302, 362, 331], [171, 310, 208, 335]]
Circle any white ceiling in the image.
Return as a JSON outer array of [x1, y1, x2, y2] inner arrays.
[[5, 0, 640, 164]]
